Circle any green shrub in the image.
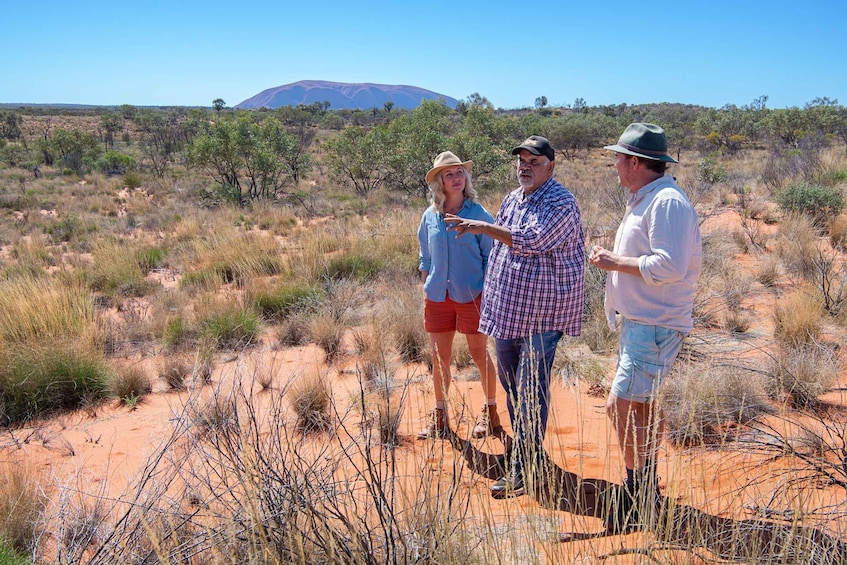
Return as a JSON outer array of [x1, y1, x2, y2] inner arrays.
[[123, 171, 142, 189], [775, 182, 845, 225], [96, 150, 136, 176], [0, 344, 110, 424]]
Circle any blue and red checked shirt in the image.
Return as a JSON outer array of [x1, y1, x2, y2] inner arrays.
[[479, 178, 585, 339]]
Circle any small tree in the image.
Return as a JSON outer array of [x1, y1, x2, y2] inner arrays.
[[324, 125, 392, 197]]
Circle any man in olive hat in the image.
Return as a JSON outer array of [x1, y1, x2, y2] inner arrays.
[[590, 123, 702, 532]]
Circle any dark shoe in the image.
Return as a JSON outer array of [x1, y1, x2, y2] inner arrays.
[[417, 408, 447, 440], [603, 483, 640, 534], [490, 469, 524, 499], [471, 404, 501, 438]]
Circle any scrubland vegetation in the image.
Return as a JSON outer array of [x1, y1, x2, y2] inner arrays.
[[0, 94, 847, 562]]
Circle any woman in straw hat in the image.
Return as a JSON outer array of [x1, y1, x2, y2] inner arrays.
[[417, 151, 500, 439]]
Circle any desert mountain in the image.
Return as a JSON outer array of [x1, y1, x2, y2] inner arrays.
[[234, 80, 458, 110]]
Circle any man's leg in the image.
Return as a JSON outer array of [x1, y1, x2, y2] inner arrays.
[[514, 331, 562, 491], [491, 337, 522, 497]]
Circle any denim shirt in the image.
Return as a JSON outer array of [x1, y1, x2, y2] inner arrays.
[[418, 200, 494, 303]]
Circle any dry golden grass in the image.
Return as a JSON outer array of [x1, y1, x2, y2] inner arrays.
[[773, 287, 824, 346], [0, 461, 49, 555]]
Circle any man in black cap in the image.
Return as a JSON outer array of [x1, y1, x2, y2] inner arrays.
[[590, 123, 702, 532], [446, 135, 585, 499]]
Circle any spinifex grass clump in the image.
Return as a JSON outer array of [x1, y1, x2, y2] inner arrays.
[[179, 229, 285, 293], [0, 461, 49, 558], [195, 300, 261, 350], [245, 279, 318, 322], [0, 343, 110, 423], [0, 275, 110, 422]]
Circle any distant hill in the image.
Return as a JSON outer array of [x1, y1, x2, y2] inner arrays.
[[234, 80, 458, 110]]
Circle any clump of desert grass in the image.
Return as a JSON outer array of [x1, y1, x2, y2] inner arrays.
[[194, 296, 261, 350], [110, 365, 152, 407], [0, 275, 96, 347], [243, 277, 318, 323], [765, 343, 840, 409], [287, 370, 333, 433], [0, 461, 50, 557], [273, 312, 312, 347], [178, 228, 285, 293], [661, 363, 772, 446], [0, 342, 111, 424], [773, 287, 824, 346], [87, 237, 161, 300], [754, 254, 782, 287], [381, 285, 428, 363], [580, 264, 617, 353], [773, 213, 821, 281], [158, 355, 191, 390]]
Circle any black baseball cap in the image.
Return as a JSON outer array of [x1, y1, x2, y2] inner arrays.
[[511, 135, 555, 161]]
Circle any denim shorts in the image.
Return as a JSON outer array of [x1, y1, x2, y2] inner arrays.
[[611, 318, 685, 403]]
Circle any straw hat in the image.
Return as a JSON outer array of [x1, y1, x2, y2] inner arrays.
[[425, 151, 473, 184]]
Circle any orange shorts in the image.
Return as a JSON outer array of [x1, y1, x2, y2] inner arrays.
[[424, 293, 483, 334]]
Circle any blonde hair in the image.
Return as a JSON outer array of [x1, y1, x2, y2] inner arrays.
[[428, 168, 478, 214]]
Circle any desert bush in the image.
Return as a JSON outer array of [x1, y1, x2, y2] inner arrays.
[[773, 288, 824, 346], [766, 343, 840, 409], [0, 462, 49, 556], [775, 181, 845, 226], [122, 171, 142, 189], [287, 370, 333, 433], [661, 363, 772, 446], [96, 150, 136, 176], [110, 366, 152, 405], [0, 343, 110, 424]]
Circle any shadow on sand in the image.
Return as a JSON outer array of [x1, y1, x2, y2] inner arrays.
[[444, 426, 847, 564]]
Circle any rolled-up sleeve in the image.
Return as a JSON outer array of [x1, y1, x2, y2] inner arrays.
[[639, 197, 697, 286]]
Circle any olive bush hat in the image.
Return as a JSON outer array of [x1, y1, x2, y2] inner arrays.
[[604, 123, 678, 163], [511, 135, 556, 161], [425, 151, 473, 184]]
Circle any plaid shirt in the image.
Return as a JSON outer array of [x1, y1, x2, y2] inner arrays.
[[480, 178, 585, 339]]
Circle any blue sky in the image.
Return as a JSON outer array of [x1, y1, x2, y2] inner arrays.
[[1, 0, 844, 110]]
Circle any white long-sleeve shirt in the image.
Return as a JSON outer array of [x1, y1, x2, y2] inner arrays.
[[605, 176, 702, 333]]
